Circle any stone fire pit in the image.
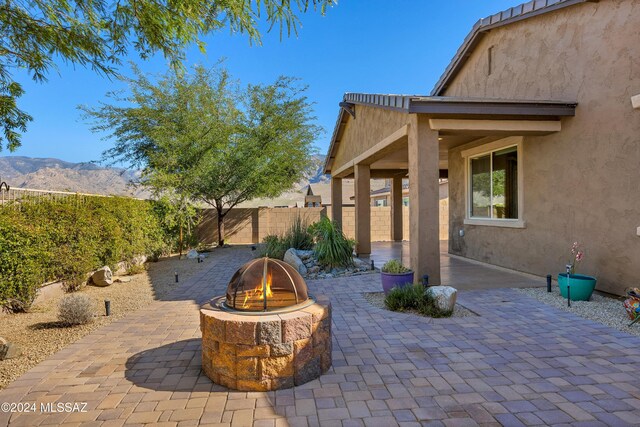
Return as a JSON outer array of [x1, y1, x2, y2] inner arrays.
[[199, 257, 332, 391]]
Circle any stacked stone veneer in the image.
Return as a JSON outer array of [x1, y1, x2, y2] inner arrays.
[[200, 295, 332, 391]]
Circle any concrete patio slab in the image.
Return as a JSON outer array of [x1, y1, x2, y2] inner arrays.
[[370, 241, 543, 290], [1, 245, 639, 426]]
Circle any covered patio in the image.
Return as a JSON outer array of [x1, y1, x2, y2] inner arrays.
[[370, 241, 542, 291], [325, 93, 576, 284]]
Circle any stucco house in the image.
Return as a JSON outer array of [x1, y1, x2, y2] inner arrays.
[[324, 0, 640, 295]]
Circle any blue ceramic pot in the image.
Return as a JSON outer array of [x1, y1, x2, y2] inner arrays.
[[381, 271, 414, 295], [558, 273, 597, 301]]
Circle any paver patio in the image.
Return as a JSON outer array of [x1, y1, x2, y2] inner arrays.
[[1, 246, 640, 427]]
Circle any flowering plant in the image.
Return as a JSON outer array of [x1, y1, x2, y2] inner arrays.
[[569, 242, 584, 275]]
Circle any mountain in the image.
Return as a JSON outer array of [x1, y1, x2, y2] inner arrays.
[[0, 156, 147, 197], [0, 154, 330, 200], [303, 154, 330, 185]]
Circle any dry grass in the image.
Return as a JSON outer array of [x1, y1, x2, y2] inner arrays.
[[0, 253, 211, 390]]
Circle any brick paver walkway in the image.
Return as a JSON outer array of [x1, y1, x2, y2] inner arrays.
[[2, 246, 640, 426]]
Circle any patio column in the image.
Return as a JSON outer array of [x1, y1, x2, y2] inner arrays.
[[354, 163, 371, 256], [408, 115, 441, 284], [330, 177, 342, 229], [391, 176, 403, 241]]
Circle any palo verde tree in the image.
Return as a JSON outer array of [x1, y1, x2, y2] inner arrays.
[[0, 0, 333, 152], [83, 65, 321, 245]]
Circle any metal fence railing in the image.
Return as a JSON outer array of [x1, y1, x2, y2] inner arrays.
[[0, 186, 109, 206]]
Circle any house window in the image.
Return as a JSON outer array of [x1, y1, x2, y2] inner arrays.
[[469, 145, 518, 219], [374, 199, 387, 207]]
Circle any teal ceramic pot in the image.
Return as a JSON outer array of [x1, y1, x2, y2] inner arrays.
[[381, 271, 415, 295], [558, 273, 597, 301]]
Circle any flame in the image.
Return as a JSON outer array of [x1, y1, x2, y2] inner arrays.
[[241, 271, 274, 308]]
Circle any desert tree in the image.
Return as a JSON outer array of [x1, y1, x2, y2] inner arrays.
[[83, 65, 321, 245]]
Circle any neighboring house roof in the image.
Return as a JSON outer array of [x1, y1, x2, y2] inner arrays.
[[309, 180, 387, 205], [431, 0, 594, 96], [350, 180, 449, 200]]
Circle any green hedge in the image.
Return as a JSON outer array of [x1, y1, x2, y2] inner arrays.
[[0, 196, 174, 312]]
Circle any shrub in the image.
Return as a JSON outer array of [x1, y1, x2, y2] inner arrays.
[[58, 294, 94, 325], [0, 211, 44, 312], [0, 195, 176, 312], [384, 284, 452, 318], [258, 235, 288, 260], [381, 259, 411, 274], [283, 215, 314, 251], [126, 263, 146, 275], [309, 217, 355, 268], [384, 283, 426, 311], [257, 216, 314, 260]]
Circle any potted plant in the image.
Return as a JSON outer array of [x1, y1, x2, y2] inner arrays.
[[557, 242, 597, 301], [381, 259, 414, 295]]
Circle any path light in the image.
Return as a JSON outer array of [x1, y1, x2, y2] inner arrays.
[[370, 260, 375, 270], [105, 300, 111, 316], [565, 264, 572, 307], [547, 274, 552, 292], [422, 275, 429, 287], [175, 272, 179, 283]]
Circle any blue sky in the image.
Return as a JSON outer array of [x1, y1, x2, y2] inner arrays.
[[6, 0, 521, 165]]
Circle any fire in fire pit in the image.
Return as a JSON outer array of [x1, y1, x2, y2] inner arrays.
[[225, 257, 308, 311], [200, 255, 332, 391]]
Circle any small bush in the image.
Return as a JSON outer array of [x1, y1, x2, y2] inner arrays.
[[258, 235, 288, 260], [62, 275, 86, 293], [309, 217, 355, 268], [283, 215, 314, 251], [384, 283, 426, 311], [126, 264, 146, 275], [58, 294, 94, 325], [384, 284, 452, 318], [381, 259, 411, 274]]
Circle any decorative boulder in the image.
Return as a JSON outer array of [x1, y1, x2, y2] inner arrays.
[[186, 249, 199, 259], [0, 337, 21, 360], [132, 255, 148, 266], [113, 261, 128, 276], [283, 248, 308, 275], [91, 266, 113, 287], [426, 286, 457, 314]]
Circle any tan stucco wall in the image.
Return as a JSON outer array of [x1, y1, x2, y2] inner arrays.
[[331, 105, 408, 173], [196, 204, 449, 244], [445, 0, 640, 295], [196, 207, 325, 245]]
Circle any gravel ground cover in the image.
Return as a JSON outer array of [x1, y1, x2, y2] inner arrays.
[[0, 251, 214, 390], [362, 291, 476, 318], [516, 285, 640, 337]]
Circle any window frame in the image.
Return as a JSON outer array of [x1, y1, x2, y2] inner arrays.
[[461, 136, 525, 228]]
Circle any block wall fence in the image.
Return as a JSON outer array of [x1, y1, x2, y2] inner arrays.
[[196, 200, 449, 244]]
